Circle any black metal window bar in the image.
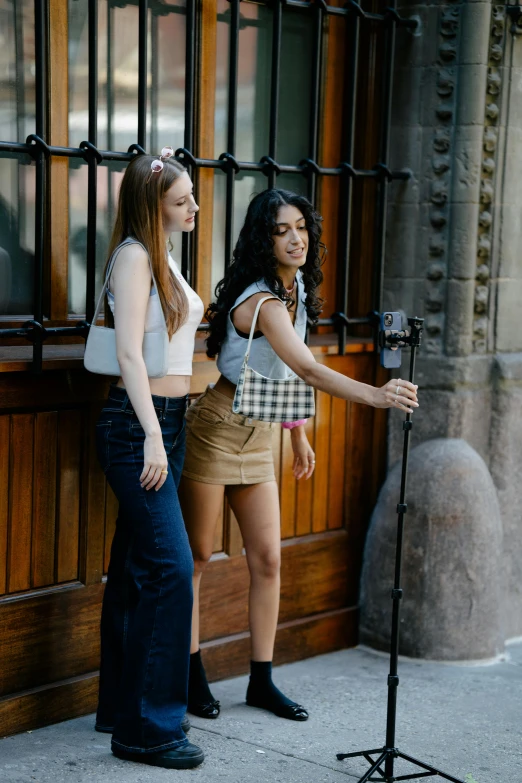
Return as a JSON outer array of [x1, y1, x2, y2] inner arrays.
[[0, 0, 416, 373]]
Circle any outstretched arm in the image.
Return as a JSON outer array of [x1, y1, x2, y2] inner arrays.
[[257, 299, 418, 413]]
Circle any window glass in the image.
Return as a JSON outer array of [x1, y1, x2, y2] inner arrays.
[[277, 12, 313, 166], [69, 0, 139, 150], [212, 2, 312, 295], [215, 1, 271, 162], [211, 169, 227, 296], [0, 1, 36, 316], [0, 0, 35, 144], [211, 170, 271, 293], [276, 173, 309, 198], [68, 0, 186, 314], [149, 1, 186, 155], [214, 2, 312, 165], [214, 0, 229, 160], [0, 154, 35, 316], [68, 0, 133, 313], [68, 160, 121, 316]]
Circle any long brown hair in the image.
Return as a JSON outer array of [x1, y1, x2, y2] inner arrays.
[[104, 154, 188, 338]]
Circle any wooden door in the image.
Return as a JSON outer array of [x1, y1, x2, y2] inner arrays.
[[0, 0, 393, 735]]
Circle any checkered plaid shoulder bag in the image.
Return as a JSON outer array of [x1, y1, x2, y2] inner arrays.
[[232, 295, 315, 423]]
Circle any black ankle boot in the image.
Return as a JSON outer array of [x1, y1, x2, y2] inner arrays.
[[246, 660, 308, 721], [188, 649, 220, 719]]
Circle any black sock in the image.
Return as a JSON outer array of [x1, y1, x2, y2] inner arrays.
[[246, 660, 304, 716], [188, 650, 216, 706]]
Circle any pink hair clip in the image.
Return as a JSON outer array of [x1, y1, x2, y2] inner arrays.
[[146, 145, 174, 183]]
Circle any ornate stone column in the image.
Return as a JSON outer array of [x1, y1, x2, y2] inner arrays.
[[487, 9, 522, 639], [385, 0, 496, 462]]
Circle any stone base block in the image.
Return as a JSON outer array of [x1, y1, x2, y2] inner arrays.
[[360, 438, 503, 661]]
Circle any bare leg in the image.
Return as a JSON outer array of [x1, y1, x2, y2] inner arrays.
[[227, 481, 308, 721], [227, 481, 281, 661], [179, 477, 224, 719], [178, 477, 224, 654]]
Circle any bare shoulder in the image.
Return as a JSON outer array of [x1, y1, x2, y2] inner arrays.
[[233, 291, 284, 333], [111, 242, 151, 286]]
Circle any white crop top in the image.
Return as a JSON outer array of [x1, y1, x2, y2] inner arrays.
[[107, 240, 204, 376]]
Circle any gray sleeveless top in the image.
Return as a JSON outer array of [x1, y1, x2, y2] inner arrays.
[[216, 270, 307, 384]]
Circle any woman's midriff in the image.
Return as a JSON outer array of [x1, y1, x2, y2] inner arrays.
[[213, 374, 236, 399], [116, 375, 192, 398]]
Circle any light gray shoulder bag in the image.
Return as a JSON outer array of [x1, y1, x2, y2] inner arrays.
[[83, 241, 169, 378]]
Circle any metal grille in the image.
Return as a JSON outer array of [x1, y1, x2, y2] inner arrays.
[[0, 0, 417, 372]]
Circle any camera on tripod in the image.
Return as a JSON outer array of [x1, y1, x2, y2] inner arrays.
[[378, 312, 424, 369]]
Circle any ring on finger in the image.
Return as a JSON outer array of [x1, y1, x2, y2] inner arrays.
[[161, 470, 168, 475], [396, 385, 401, 395]]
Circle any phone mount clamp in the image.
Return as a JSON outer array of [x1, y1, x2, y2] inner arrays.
[[336, 316, 465, 783]]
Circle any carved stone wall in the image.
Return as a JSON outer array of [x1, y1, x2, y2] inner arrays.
[[473, 5, 506, 353], [386, 1, 491, 357], [424, 8, 461, 355]]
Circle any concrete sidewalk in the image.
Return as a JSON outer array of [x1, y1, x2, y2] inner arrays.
[[1, 642, 520, 783]]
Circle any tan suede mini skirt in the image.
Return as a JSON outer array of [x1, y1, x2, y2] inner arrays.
[[182, 386, 276, 485]]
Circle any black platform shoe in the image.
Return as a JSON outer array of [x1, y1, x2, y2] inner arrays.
[[188, 649, 220, 719], [187, 698, 221, 719], [112, 741, 204, 769], [246, 695, 308, 721], [246, 660, 309, 721]]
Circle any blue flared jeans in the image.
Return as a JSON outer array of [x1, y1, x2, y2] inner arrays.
[[95, 385, 193, 754]]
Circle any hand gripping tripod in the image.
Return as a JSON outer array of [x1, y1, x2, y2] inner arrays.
[[337, 317, 465, 783]]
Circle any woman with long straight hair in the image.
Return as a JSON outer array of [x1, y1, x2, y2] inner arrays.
[[180, 189, 418, 723], [92, 150, 205, 769]]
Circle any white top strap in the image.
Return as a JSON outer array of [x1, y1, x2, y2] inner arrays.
[[91, 239, 164, 326], [244, 295, 279, 362]]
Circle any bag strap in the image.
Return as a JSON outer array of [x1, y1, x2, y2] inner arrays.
[[244, 295, 279, 363], [90, 239, 165, 327]]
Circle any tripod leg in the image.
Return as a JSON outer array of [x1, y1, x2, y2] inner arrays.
[[396, 751, 465, 783], [337, 748, 385, 761], [363, 753, 387, 780], [354, 750, 389, 783]]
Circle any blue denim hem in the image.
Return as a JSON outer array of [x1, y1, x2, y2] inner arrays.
[[111, 736, 188, 754]]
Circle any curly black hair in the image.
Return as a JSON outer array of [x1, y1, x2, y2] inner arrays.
[[206, 189, 324, 358]]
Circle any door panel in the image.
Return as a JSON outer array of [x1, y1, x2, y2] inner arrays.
[[0, 349, 385, 734], [0, 584, 103, 698], [56, 410, 82, 584], [8, 414, 35, 594], [32, 412, 58, 588]]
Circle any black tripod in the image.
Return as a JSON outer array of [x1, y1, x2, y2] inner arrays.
[[337, 317, 465, 783]]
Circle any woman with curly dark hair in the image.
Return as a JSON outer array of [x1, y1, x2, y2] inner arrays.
[[180, 189, 418, 724]]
